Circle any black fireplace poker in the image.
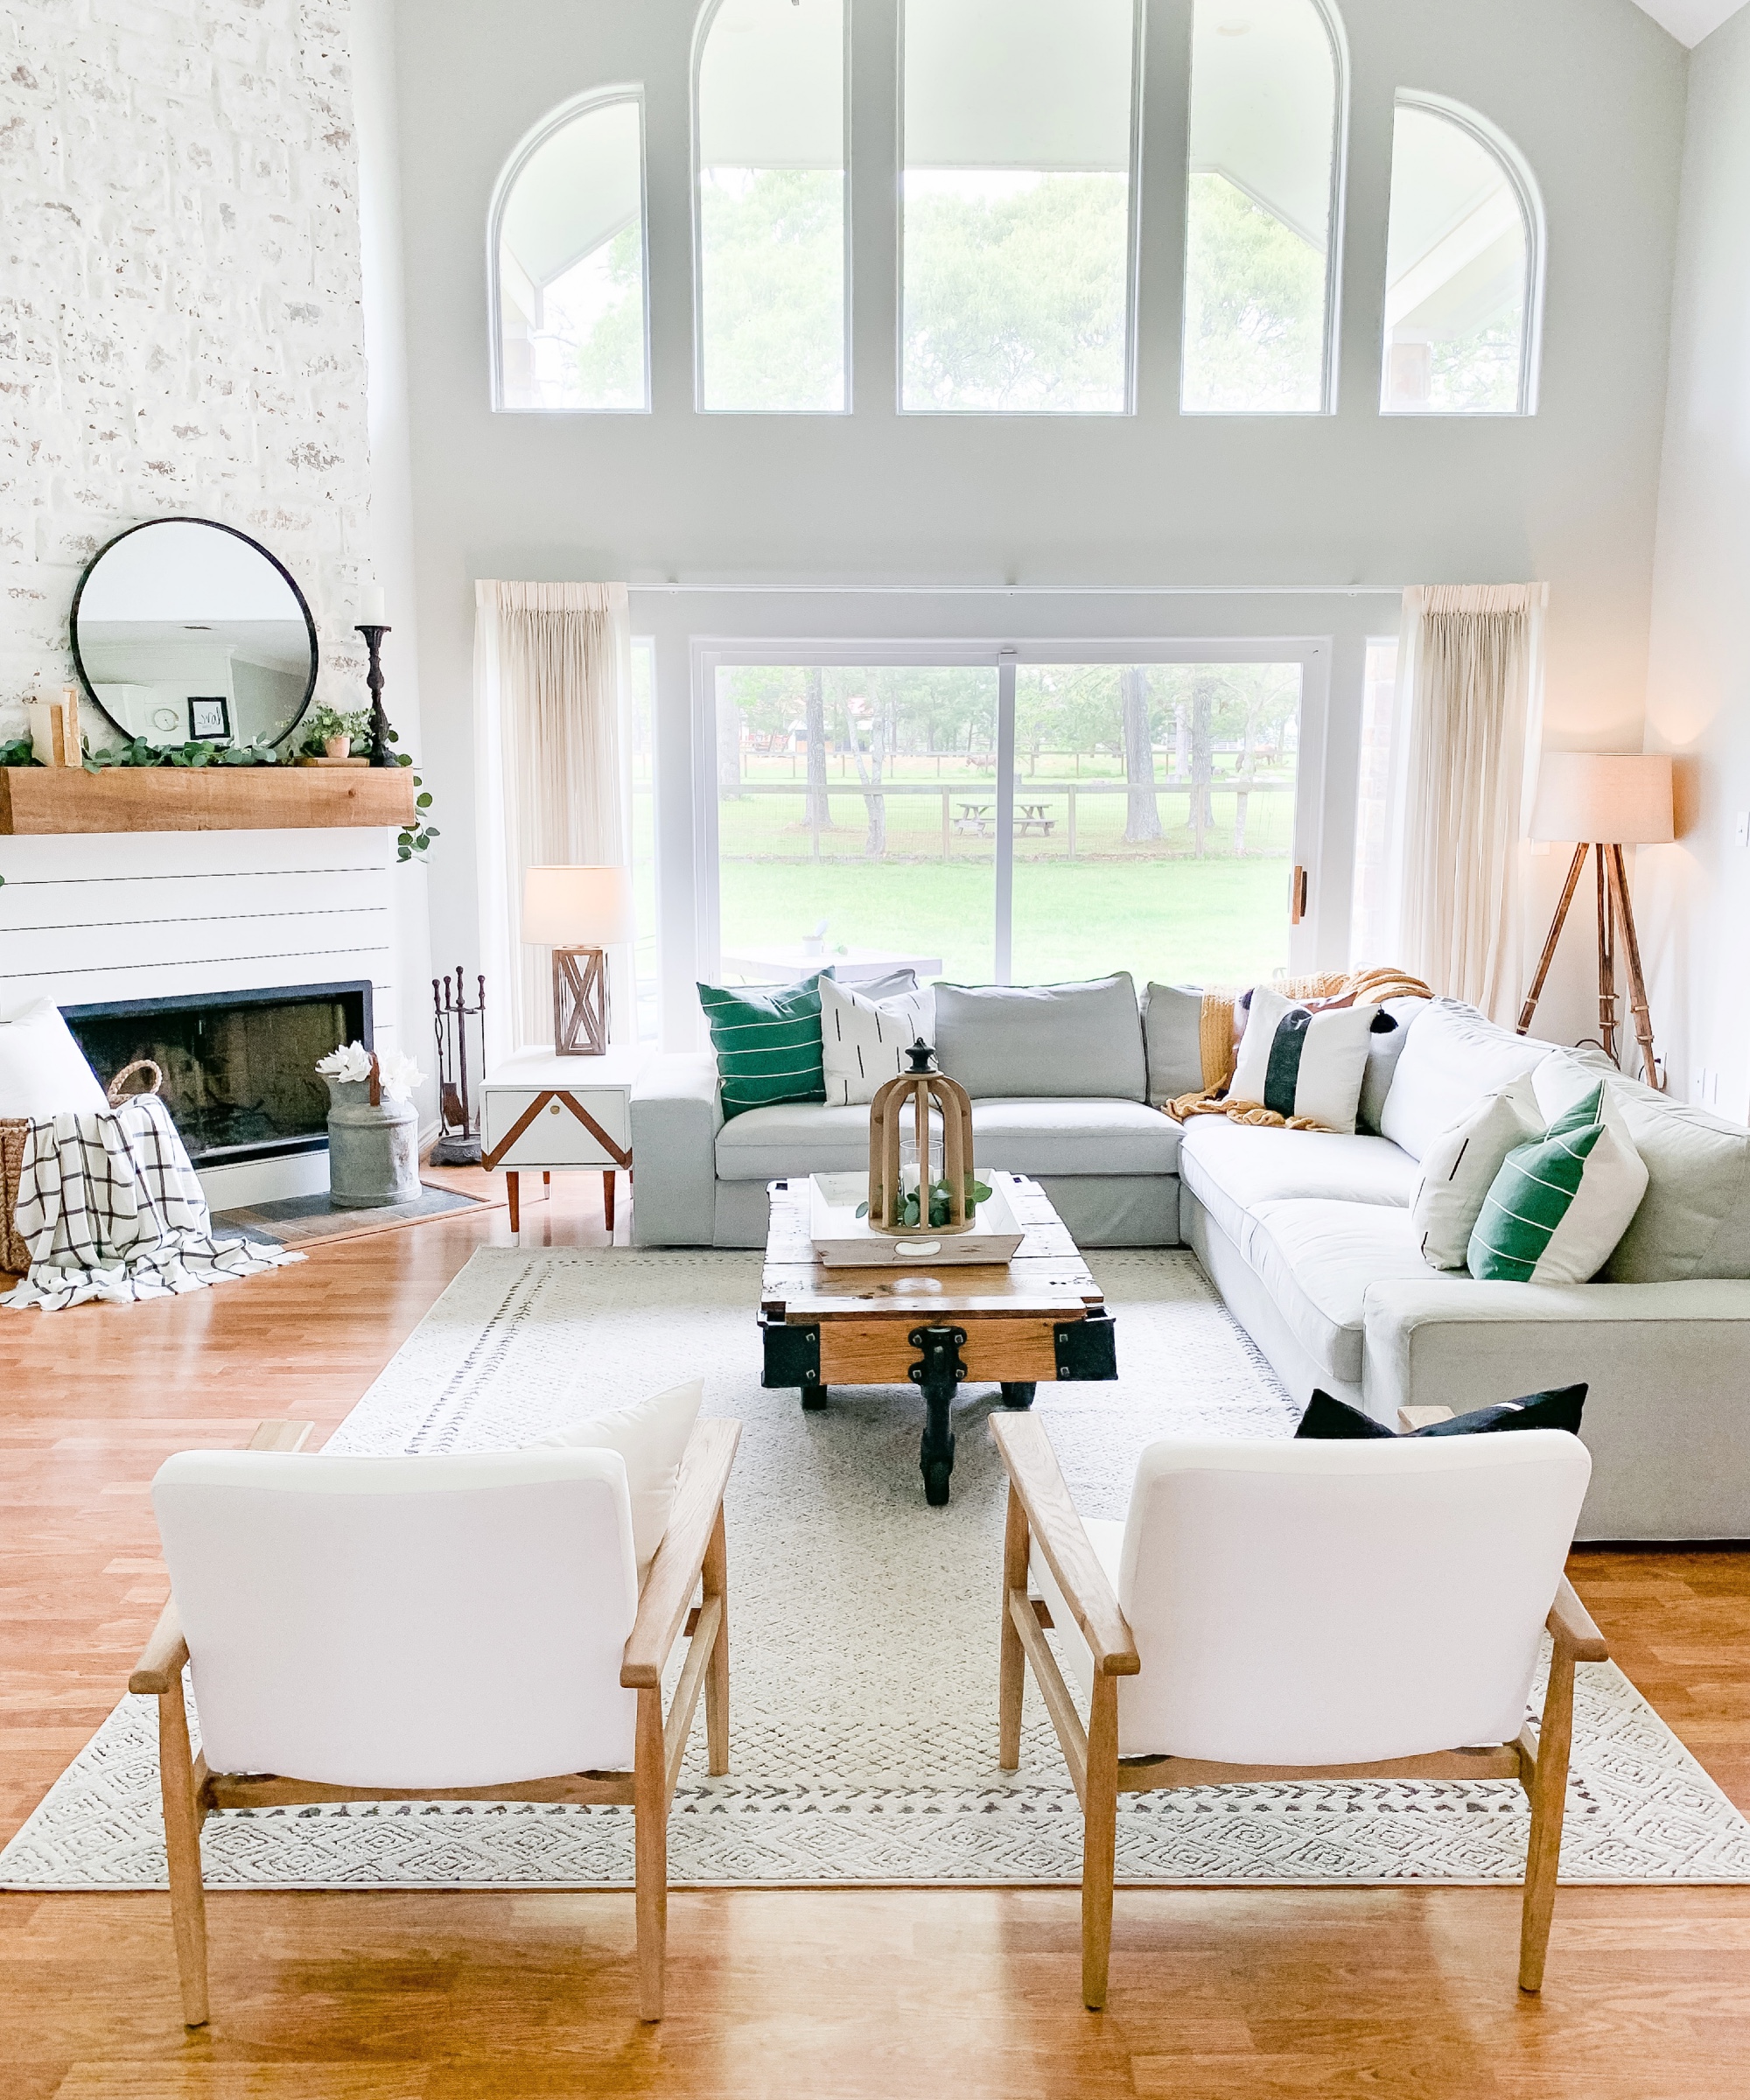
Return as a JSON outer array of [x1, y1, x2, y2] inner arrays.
[[356, 623, 396, 766]]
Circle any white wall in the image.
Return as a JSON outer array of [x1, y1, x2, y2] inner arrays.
[[378, 0, 1688, 1046], [1638, 4, 1750, 1122]]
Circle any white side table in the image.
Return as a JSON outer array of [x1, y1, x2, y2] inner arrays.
[[480, 1045, 650, 1236]]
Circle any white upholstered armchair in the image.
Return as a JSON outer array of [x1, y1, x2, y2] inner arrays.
[[131, 1415, 740, 2026], [990, 1416, 1604, 2010]]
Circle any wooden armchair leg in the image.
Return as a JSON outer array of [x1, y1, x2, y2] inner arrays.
[[634, 1685, 668, 2022], [158, 1681, 210, 2028], [998, 1483, 1028, 1772], [1082, 1674, 1120, 2012], [702, 1505, 730, 1779], [1520, 1647, 1577, 1993]]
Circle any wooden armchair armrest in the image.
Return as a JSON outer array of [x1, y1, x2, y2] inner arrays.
[[621, 1418, 741, 1689], [1547, 1574, 1609, 1662], [130, 1598, 188, 1696], [989, 1412, 1138, 1676]]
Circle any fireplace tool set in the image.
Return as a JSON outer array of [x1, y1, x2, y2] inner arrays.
[[430, 969, 486, 1166]]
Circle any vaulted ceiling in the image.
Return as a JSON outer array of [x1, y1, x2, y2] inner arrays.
[[1629, 0, 1747, 45]]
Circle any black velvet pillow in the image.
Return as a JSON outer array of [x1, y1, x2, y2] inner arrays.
[[1294, 1385, 1587, 1441]]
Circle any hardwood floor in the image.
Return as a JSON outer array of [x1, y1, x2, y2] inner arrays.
[[4, 1171, 1750, 2097]]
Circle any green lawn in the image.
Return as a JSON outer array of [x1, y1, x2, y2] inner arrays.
[[719, 855, 1293, 988]]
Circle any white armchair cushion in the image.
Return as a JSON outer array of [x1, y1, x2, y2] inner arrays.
[[0, 998, 108, 1117], [153, 1448, 641, 1788], [1093, 1434, 1590, 1763], [533, 1376, 704, 1580]]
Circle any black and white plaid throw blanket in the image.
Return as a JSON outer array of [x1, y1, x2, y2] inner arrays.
[[2, 1096, 301, 1312]]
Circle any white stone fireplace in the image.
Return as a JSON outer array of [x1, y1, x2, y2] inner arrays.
[[0, 825, 420, 1208]]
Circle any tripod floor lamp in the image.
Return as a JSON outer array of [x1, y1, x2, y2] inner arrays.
[[522, 864, 634, 1056], [1516, 752, 1674, 1086]]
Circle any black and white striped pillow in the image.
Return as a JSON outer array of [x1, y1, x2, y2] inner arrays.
[[820, 976, 935, 1108], [1228, 987, 1381, 1134]]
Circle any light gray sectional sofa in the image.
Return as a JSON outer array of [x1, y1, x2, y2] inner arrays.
[[632, 974, 1750, 1538], [1182, 999, 1750, 1541], [631, 972, 1186, 1251]]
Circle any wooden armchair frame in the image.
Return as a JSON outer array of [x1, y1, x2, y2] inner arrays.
[[990, 1411, 1609, 2012], [130, 1415, 742, 2027]]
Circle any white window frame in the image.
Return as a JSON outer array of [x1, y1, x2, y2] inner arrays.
[[690, 632, 1331, 983], [894, 0, 1147, 417], [1180, 0, 1350, 418], [1382, 91, 1546, 419], [690, 0, 854, 415], [486, 85, 654, 416]]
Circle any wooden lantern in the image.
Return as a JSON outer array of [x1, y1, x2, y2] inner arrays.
[[867, 1041, 976, 1236]]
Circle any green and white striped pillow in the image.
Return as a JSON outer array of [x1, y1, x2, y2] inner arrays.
[[1467, 1083, 1648, 1284], [697, 975, 829, 1121]]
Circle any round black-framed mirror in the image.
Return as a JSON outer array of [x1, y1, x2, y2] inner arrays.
[[70, 516, 319, 752]]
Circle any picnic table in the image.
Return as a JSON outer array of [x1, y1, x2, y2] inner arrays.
[[953, 802, 992, 836], [1015, 802, 1056, 836]]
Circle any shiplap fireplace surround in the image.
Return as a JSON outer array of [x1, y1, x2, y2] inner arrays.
[[0, 827, 411, 1208]]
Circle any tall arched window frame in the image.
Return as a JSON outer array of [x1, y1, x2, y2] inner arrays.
[[1380, 92, 1544, 417], [692, 0, 851, 414], [487, 87, 652, 415], [898, 0, 1144, 416], [1180, 0, 1349, 416]]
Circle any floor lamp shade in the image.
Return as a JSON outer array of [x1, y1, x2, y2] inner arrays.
[[1518, 754, 1672, 1089], [1530, 753, 1675, 845], [522, 865, 634, 1055]]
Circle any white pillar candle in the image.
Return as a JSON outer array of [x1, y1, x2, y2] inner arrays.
[[359, 583, 386, 625]]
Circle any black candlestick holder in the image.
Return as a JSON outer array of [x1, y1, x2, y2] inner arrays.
[[356, 623, 396, 766]]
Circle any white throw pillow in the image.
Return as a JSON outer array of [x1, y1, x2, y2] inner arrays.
[[1226, 989, 1379, 1135], [0, 999, 108, 1118], [531, 1376, 704, 1583], [819, 974, 934, 1108], [1410, 1074, 1540, 1270]]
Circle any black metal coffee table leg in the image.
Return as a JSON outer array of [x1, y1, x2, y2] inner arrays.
[[1000, 1382, 1037, 1409], [910, 1324, 968, 1506]]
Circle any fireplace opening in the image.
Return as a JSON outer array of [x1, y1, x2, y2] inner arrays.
[[62, 981, 373, 1167]]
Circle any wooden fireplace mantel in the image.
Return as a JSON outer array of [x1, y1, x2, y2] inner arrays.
[[0, 766, 416, 835]]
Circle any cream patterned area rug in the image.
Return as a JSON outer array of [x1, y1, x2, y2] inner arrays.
[[6, 1248, 1750, 1891]]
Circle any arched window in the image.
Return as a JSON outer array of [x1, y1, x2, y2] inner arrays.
[[695, 0, 848, 412], [1380, 94, 1543, 416], [900, 0, 1141, 414], [490, 91, 649, 413], [1181, 0, 1345, 415]]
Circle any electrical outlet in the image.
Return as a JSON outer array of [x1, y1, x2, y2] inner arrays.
[[1736, 811, 1750, 848]]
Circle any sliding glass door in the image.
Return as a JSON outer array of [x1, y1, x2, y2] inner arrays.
[[698, 640, 1320, 990]]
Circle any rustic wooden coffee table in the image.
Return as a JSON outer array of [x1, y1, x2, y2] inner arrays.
[[759, 1172, 1117, 1506]]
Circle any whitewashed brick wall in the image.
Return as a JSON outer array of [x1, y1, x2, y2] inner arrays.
[[0, 0, 374, 743]]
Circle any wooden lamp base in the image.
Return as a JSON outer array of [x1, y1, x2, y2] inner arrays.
[[1516, 841, 1660, 1087], [553, 945, 609, 1056]]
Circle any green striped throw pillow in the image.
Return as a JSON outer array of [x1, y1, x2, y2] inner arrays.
[[697, 976, 829, 1120], [1467, 1083, 1648, 1284]]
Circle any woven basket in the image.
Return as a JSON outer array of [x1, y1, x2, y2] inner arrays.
[[1, 1118, 27, 1276], [0, 1060, 163, 1276]]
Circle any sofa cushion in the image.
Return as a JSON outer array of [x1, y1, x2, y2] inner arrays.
[[1534, 1050, 1750, 1283], [1377, 999, 1553, 1161], [1142, 983, 1205, 1105], [1245, 1199, 1442, 1385], [970, 1098, 1181, 1177], [715, 1100, 875, 1180], [933, 974, 1146, 1102], [1179, 1117, 1418, 1257]]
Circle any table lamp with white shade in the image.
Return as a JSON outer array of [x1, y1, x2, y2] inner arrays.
[[522, 864, 634, 1056], [1517, 752, 1674, 1084]]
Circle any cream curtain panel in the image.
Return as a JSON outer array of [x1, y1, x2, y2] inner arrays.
[[1385, 584, 1548, 1023], [474, 581, 630, 1051]]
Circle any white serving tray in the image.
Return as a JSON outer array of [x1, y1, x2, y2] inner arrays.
[[807, 1172, 1025, 1267]]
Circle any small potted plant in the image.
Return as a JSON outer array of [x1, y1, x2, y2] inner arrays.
[[303, 704, 371, 760]]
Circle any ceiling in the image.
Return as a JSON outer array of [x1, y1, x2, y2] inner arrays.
[[1629, 0, 1748, 44]]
